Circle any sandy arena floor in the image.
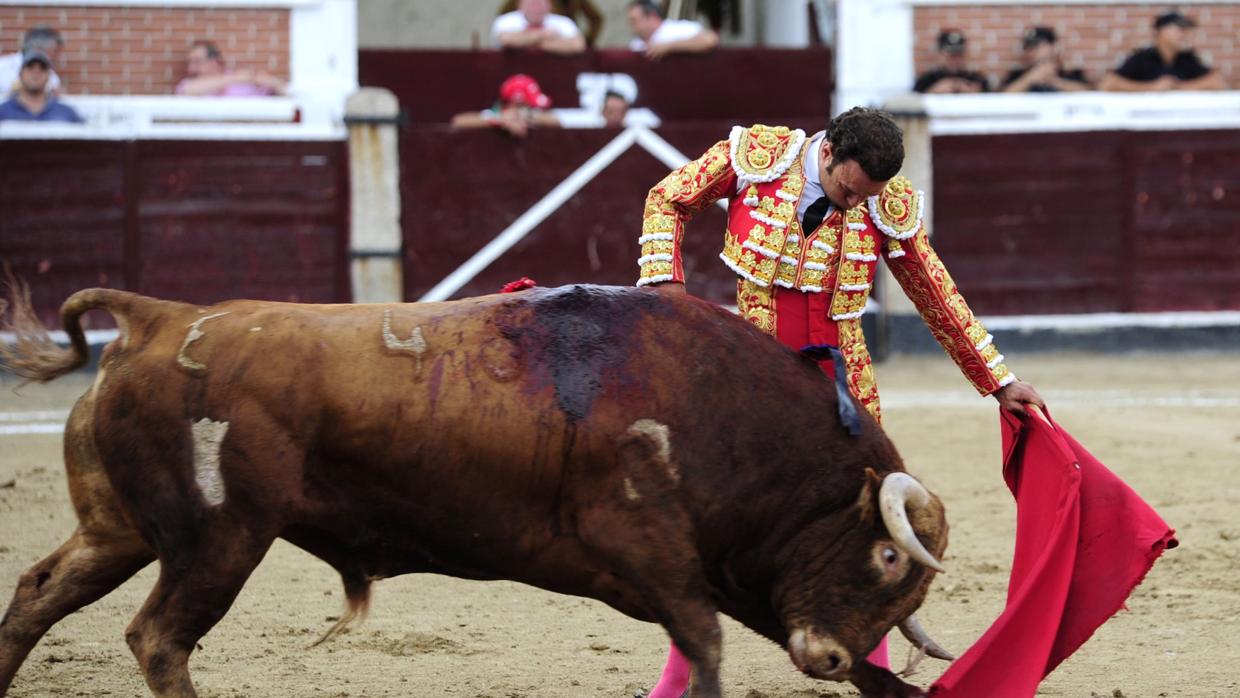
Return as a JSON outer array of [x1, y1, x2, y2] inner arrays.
[[1, 353, 1238, 697]]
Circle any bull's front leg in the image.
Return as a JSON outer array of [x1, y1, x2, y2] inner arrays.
[[849, 659, 928, 698], [575, 420, 725, 698]]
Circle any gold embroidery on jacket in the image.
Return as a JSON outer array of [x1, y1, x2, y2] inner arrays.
[[736, 279, 777, 336]]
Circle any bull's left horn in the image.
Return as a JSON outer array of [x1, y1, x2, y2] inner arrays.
[[898, 614, 955, 661], [878, 472, 946, 573]]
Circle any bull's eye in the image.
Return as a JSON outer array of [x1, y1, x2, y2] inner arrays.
[[882, 546, 899, 566]]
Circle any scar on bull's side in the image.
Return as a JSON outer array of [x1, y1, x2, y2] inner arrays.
[[616, 420, 679, 504], [176, 311, 230, 373], [479, 336, 521, 382], [190, 418, 229, 506], [381, 309, 428, 373], [626, 419, 676, 482]]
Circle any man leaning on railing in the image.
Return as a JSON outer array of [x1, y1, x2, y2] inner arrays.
[[0, 49, 82, 124]]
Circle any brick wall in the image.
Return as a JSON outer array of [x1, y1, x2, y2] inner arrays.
[[913, 3, 1239, 88], [0, 5, 289, 95]]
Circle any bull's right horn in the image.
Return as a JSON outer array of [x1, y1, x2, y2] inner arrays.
[[898, 614, 955, 661], [878, 472, 946, 573]]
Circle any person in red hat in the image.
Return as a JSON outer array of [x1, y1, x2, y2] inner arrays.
[[450, 73, 560, 138]]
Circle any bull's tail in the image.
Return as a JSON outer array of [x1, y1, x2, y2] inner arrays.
[[0, 271, 144, 384], [311, 571, 372, 647]]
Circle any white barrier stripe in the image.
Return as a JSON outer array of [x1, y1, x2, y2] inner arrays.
[[0, 410, 70, 422], [979, 310, 1240, 331], [882, 390, 1240, 410], [419, 128, 640, 302], [0, 423, 65, 436], [0, 329, 119, 344]]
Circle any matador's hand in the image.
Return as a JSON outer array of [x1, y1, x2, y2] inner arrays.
[[994, 380, 1046, 414]]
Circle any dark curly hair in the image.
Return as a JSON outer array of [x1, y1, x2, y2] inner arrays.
[[824, 107, 904, 182]]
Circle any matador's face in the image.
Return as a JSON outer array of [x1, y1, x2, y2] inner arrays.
[[818, 141, 887, 211]]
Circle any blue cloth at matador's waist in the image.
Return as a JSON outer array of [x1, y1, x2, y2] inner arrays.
[[798, 344, 861, 436]]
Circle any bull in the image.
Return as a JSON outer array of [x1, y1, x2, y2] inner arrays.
[[0, 283, 950, 698]]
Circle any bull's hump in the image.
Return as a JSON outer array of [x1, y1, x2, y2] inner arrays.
[[495, 285, 664, 422]]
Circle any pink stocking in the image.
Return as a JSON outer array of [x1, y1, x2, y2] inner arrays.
[[867, 634, 890, 669], [647, 641, 691, 698]]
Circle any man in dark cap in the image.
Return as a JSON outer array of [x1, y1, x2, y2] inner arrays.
[[1101, 11, 1227, 91], [913, 29, 989, 94], [1002, 26, 1091, 92], [0, 48, 82, 123]]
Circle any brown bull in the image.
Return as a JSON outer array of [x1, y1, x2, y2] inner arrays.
[[0, 283, 950, 698]]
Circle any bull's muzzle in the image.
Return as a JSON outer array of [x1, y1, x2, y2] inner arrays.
[[788, 628, 852, 681]]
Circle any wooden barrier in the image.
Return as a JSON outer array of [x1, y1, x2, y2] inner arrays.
[[1, 138, 350, 328]]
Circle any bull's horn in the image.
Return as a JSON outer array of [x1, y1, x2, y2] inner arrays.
[[878, 472, 946, 573], [898, 614, 955, 661]]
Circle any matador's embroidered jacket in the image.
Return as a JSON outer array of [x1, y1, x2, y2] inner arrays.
[[637, 124, 1014, 419]]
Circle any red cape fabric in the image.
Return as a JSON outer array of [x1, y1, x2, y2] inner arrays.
[[929, 408, 1177, 697]]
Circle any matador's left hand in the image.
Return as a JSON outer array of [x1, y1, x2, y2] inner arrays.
[[994, 380, 1046, 414]]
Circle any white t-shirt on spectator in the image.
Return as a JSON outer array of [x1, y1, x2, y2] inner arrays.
[[491, 11, 582, 46], [628, 19, 706, 51], [0, 52, 62, 94]]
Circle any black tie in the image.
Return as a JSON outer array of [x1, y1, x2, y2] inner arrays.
[[801, 196, 832, 234]]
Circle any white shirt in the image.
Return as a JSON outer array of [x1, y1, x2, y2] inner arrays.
[[490, 11, 582, 46], [0, 52, 62, 95], [797, 132, 835, 226], [629, 19, 706, 51]]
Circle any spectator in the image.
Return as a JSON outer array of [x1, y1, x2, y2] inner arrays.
[[913, 29, 989, 94], [175, 40, 287, 96], [601, 90, 630, 128], [491, 0, 586, 55], [1101, 11, 1227, 92], [1001, 26, 1091, 92], [597, 89, 629, 128], [450, 74, 561, 139], [0, 26, 64, 96], [498, 0, 603, 48], [0, 48, 83, 123], [627, 0, 719, 60]]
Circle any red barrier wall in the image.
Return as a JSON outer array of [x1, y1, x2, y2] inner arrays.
[[401, 124, 764, 305], [1, 139, 349, 328], [402, 124, 1240, 314], [932, 128, 1240, 314], [360, 49, 833, 124]]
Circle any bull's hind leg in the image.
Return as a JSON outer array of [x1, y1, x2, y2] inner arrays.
[[0, 529, 152, 695], [576, 421, 724, 698], [0, 397, 154, 695], [124, 528, 275, 698]]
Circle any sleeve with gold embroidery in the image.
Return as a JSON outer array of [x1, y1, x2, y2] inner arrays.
[[637, 139, 737, 286], [872, 177, 1016, 395]]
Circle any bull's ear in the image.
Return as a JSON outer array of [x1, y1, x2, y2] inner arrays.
[[855, 467, 884, 525]]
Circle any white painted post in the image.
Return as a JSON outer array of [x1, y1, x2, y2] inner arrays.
[[346, 88, 403, 303], [835, 0, 915, 112]]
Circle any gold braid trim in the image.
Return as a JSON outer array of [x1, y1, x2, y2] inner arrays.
[[885, 226, 1014, 394], [638, 139, 737, 285]]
